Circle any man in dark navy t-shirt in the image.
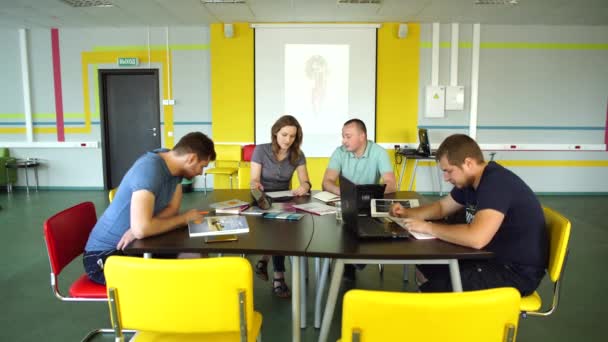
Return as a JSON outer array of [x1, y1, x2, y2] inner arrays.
[[390, 134, 548, 295]]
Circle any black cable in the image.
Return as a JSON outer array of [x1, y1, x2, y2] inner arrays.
[[304, 213, 315, 252]]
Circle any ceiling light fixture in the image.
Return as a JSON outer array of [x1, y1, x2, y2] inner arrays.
[[59, 0, 114, 8], [201, 0, 247, 4], [337, 0, 382, 4], [474, 0, 518, 5]]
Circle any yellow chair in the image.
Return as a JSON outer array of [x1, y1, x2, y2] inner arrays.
[[104, 256, 262, 342], [108, 188, 117, 202], [338, 288, 521, 342], [203, 144, 242, 194], [520, 206, 571, 317]]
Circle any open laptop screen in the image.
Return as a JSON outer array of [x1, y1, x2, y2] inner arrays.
[[339, 174, 385, 216]]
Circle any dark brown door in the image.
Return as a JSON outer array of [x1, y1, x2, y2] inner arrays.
[[99, 69, 161, 190]]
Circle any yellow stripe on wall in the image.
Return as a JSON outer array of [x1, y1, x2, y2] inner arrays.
[[210, 23, 254, 142]]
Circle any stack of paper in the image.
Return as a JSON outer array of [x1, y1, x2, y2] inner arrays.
[[210, 199, 250, 213], [312, 191, 340, 203], [292, 202, 337, 216], [262, 212, 305, 221], [242, 203, 294, 216]]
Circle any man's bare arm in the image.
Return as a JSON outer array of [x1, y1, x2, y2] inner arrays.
[[129, 189, 200, 239], [405, 208, 504, 249], [322, 168, 341, 195], [391, 195, 463, 221], [381, 171, 397, 193]]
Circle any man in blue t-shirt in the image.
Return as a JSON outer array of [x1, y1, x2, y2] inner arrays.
[[390, 134, 548, 295], [84, 132, 216, 285]]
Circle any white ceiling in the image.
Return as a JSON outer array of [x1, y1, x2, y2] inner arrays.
[[0, 0, 607, 28]]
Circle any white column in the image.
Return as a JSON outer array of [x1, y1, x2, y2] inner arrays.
[[19, 28, 34, 142], [469, 24, 481, 139]]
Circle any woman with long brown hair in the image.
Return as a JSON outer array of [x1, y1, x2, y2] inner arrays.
[[250, 115, 311, 298]]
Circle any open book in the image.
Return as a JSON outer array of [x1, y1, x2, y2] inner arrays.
[[292, 202, 337, 216], [209, 199, 250, 210], [188, 215, 249, 237], [312, 191, 340, 203], [215, 204, 250, 214], [242, 203, 294, 216], [263, 212, 305, 221]]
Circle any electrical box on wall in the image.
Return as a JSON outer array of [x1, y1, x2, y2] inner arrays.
[[425, 85, 445, 118], [446, 86, 465, 110]]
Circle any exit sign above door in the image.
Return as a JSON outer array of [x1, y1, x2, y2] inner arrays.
[[117, 57, 139, 67]]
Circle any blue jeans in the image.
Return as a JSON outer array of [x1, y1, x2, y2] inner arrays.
[[83, 250, 123, 285]]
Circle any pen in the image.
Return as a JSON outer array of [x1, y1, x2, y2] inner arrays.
[[199, 211, 209, 215]]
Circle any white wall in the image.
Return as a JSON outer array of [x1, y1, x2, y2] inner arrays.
[[0, 26, 212, 189]]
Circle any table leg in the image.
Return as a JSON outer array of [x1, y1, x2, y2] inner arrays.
[[448, 259, 463, 292], [34, 165, 39, 192], [292, 256, 301, 342], [408, 160, 419, 191], [5, 168, 11, 193], [24, 166, 30, 194], [300, 256, 307, 329], [318, 259, 344, 342], [315, 257, 320, 284], [314, 258, 330, 328], [397, 156, 407, 191]]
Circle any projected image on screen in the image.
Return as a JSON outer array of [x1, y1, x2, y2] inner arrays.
[[285, 44, 349, 134]]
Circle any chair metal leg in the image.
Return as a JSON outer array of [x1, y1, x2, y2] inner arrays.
[[203, 174, 208, 195]]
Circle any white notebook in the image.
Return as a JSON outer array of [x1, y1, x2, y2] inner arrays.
[[388, 216, 436, 240], [312, 191, 340, 203]]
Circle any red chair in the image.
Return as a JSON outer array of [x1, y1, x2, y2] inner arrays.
[[44, 202, 113, 340], [43, 201, 107, 301], [243, 144, 256, 162]]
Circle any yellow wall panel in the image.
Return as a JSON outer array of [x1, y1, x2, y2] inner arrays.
[[210, 23, 254, 143], [376, 23, 420, 143]]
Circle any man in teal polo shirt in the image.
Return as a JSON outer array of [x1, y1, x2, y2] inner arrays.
[[322, 118, 396, 195]]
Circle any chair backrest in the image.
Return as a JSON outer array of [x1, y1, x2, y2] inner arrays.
[[340, 288, 521, 342], [543, 206, 571, 282], [215, 144, 243, 162], [242, 144, 256, 162], [43, 202, 97, 276], [108, 188, 117, 202], [105, 256, 255, 336]]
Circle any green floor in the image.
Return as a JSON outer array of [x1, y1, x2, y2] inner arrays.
[[1, 190, 606, 341]]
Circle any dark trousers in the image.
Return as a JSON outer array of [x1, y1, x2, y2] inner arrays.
[[417, 260, 542, 296], [272, 255, 286, 273]]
